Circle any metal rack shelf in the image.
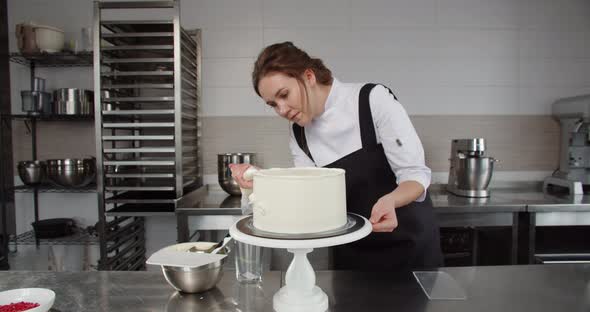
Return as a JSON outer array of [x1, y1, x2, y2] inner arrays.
[[4, 50, 95, 250], [14, 185, 97, 193], [3, 114, 94, 121], [9, 51, 93, 67], [106, 190, 177, 204], [105, 203, 175, 216], [16, 229, 98, 245], [101, 20, 173, 33]]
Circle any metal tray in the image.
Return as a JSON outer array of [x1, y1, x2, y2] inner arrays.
[[102, 135, 174, 141], [102, 45, 173, 51], [103, 122, 174, 128], [102, 83, 173, 89], [104, 147, 175, 153], [101, 33, 173, 46], [103, 109, 175, 115], [101, 70, 173, 76], [104, 160, 175, 166], [102, 96, 174, 102], [101, 20, 173, 34], [236, 213, 365, 240]]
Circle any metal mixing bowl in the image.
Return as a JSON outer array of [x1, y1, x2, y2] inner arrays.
[[217, 153, 256, 196], [456, 156, 497, 190], [46, 158, 96, 187], [161, 244, 230, 294], [17, 160, 46, 185]]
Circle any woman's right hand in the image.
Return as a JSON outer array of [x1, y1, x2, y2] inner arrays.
[[229, 163, 256, 189]]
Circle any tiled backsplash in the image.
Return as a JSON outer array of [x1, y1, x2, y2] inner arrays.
[[12, 115, 559, 175], [12, 121, 96, 165], [201, 115, 559, 174]]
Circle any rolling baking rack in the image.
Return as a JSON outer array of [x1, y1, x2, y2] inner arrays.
[[94, 0, 202, 270]]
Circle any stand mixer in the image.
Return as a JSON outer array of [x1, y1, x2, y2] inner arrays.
[[447, 138, 497, 198], [543, 94, 590, 195]]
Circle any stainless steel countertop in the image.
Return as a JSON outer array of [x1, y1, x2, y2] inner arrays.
[[429, 184, 590, 213], [177, 183, 590, 215], [1, 265, 589, 311]]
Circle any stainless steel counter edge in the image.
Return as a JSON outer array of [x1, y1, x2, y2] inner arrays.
[[1, 265, 589, 312], [176, 183, 590, 215]]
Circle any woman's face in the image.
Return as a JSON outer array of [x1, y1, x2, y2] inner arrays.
[[258, 72, 312, 126]]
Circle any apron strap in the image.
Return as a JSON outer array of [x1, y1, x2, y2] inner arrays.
[[293, 83, 398, 160], [358, 83, 398, 150], [292, 123, 315, 162]]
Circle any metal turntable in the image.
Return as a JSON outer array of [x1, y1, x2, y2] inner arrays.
[[236, 213, 365, 240]]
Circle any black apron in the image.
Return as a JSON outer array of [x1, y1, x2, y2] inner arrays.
[[293, 83, 443, 271]]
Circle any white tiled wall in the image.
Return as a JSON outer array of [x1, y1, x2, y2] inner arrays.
[[7, 0, 590, 116]]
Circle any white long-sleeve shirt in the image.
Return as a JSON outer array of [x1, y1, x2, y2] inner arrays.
[[288, 78, 431, 202]]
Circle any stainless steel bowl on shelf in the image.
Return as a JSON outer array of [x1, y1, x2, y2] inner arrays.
[[217, 153, 256, 196], [17, 160, 46, 185], [46, 158, 96, 187], [161, 243, 230, 294]]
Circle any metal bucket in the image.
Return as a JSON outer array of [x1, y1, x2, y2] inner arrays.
[[52, 88, 94, 115], [21, 91, 51, 115]]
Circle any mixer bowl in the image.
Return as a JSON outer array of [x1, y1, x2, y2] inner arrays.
[[217, 153, 256, 196], [456, 156, 497, 190]]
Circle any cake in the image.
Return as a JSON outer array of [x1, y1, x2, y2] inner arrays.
[[249, 167, 347, 234]]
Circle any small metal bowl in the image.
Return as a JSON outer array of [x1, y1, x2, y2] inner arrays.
[[217, 153, 256, 196], [161, 243, 230, 294], [17, 160, 46, 186]]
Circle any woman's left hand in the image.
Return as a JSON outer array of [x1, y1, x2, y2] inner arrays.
[[369, 194, 398, 232]]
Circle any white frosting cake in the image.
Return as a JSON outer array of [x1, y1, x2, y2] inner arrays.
[[249, 167, 347, 234]]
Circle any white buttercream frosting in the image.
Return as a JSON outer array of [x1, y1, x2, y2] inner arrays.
[[250, 167, 347, 234]]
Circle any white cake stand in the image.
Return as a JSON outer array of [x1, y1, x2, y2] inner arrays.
[[229, 213, 372, 312]]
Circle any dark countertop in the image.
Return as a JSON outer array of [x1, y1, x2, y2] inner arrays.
[[1, 264, 589, 311]]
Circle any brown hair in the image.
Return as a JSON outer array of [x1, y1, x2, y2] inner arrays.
[[252, 41, 333, 96]]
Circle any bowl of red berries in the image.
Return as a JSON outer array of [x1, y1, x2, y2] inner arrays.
[[0, 288, 55, 312]]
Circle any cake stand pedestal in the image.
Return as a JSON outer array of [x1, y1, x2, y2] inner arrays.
[[229, 214, 372, 312]]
